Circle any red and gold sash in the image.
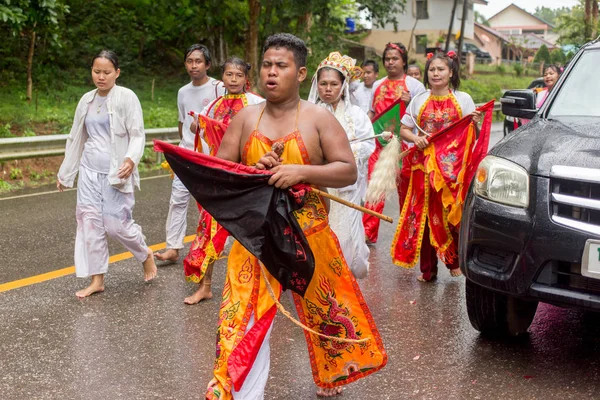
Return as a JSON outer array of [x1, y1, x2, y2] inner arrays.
[[372, 77, 408, 116], [212, 93, 248, 126]]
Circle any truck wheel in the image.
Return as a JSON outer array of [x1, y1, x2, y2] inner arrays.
[[466, 279, 538, 337]]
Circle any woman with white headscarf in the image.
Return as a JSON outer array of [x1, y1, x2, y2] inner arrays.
[[308, 52, 375, 278]]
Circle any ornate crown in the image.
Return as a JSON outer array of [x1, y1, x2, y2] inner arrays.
[[317, 52, 363, 82]]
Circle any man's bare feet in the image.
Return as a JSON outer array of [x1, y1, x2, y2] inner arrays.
[[75, 275, 105, 298], [316, 387, 343, 397], [143, 248, 158, 281], [450, 268, 463, 277], [184, 283, 213, 305], [154, 248, 180, 263], [417, 273, 437, 282]]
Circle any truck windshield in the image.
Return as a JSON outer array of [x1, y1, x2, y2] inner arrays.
[[548, 49, 600, 118]]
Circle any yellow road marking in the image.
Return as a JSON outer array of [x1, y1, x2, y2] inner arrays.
[[0, 234, 196, 294]]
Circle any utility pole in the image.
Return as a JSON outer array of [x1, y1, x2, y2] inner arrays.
[[457, 0, 469, 63], [445, 0, 459, 52]]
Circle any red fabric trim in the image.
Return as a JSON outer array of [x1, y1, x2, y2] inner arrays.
[[386, 43, 403, 54], [461, 100, 495, 200], [154, 140, 273, 177], [398, 99, 495, 160], [370, 96, 406, 124], [292, 232, 388, 388], [198, 114, 228, 155], [228, 304, 278, 391]]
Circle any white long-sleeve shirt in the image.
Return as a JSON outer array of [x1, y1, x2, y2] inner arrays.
[[58, 85, 146, 193]]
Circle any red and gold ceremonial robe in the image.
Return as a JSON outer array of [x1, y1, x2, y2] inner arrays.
[[391, 91, 480, 272], [206, 124, 387, 400]]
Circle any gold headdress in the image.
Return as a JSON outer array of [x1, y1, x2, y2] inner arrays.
[[316, 52, 363, 82]]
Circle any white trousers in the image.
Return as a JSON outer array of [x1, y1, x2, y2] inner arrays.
[[232, 313, 273, 400], [165, 174, 190, 249], [75, 166, 149, 277]]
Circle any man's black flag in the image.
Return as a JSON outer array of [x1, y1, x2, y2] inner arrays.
[[154, 140, 315, 296]]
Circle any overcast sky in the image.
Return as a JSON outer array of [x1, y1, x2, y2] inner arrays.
[[475, 0, 581, 19]]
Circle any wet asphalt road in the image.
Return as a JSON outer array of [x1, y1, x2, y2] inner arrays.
[[3, 124, 600, 400]]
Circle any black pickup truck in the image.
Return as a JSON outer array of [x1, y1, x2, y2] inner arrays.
[[460, 40, 600, 336]]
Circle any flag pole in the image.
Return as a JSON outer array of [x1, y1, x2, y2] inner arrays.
[[311, 188, 394, 223], [269, 143, 393, 223], [349, 133, 384, 143]]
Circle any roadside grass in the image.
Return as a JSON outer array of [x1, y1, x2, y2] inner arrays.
[[0, 68, 537, 193], [0, 72, 189, 137], [462, 72, 535, 104], [0, 67, 538, 136]]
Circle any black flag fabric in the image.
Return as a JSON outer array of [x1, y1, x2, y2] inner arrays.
[[153, 140, 315, 296]]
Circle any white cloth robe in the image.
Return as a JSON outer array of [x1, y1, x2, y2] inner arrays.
[[328, 102, 375, 278]]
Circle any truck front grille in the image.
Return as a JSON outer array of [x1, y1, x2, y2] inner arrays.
[[536, 261, 600, 295], [550, 166, 600, 235]]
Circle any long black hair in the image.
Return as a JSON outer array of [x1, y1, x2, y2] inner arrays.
[[423, 52, 461, 90], [92, 50, 119, 70]]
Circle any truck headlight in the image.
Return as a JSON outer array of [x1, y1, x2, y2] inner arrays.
[[474, 156, 529, 208]]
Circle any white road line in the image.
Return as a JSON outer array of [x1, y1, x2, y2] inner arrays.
[[0, 174, 170, 201]]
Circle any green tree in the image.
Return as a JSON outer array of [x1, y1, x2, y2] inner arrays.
[[0, 0, 408, 95], [533, 6, 571, 25], [474, 10, 489, 26], [0, 0, 26, 24], [358, 0, 407, 30], [3, 0, 69, 102], [534, 44, 552, 64], [550, 48, 566, 64], [555, 1, 599, 45]]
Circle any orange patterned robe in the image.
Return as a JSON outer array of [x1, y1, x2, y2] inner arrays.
[[206, 125, 387, 400]]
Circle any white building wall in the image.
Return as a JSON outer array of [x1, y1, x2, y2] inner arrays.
[[488, 6, 544, 27], [374, 0, 474, 40]]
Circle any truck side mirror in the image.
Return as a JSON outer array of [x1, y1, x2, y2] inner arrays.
[[500, 90, 537, 119]]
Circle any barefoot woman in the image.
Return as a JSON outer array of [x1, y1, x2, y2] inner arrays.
[[393, 51, 481, 282], [57, 50, 157, 297], [183, 56, 264, 305]]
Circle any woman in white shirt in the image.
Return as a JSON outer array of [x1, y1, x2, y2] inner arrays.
[[307, 52, 374, 279], [57, 50, 157, 298]]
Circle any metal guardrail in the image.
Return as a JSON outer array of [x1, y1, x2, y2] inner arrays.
[[0, 127, 180, 162], [0, 102, 501, 162]]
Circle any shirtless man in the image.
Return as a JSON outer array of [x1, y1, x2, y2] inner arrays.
[[206, 33, 386, 399]]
